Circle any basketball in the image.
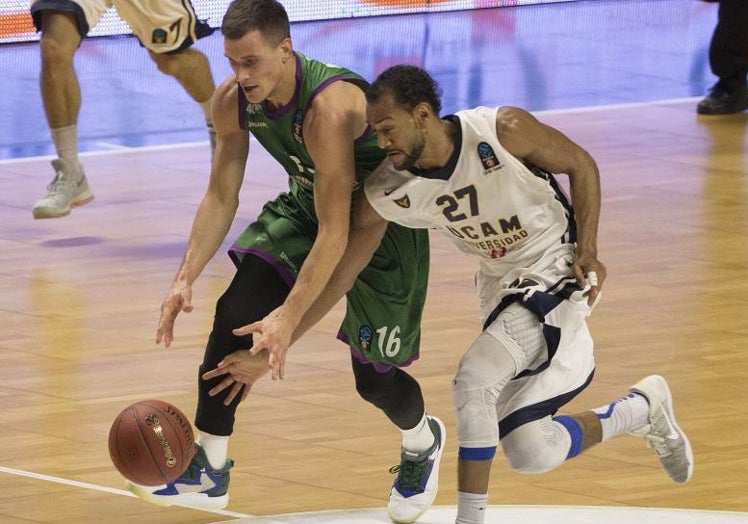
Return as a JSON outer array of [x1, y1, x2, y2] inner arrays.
[[108, 399, 195, 486]]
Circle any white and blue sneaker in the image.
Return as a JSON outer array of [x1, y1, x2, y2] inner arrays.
[[629, 375, 694, 483], [387, 416, 446, 524], [126, 444, 233, 509]]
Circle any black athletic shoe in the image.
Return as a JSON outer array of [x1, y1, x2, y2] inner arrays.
[[697, 83, 748, 115]]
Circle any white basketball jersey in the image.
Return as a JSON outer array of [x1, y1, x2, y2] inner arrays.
[[365, 106, 576, 281], [366, 108, 597, 426]]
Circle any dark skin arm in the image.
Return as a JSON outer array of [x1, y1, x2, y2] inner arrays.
[[496, 106, 606, 303]]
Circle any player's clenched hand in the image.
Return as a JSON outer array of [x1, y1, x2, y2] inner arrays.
[[572, 254, 607, 306], [232, 307, 293, 381], [156, 281, 193, 347], [201, 348, 271, 405]]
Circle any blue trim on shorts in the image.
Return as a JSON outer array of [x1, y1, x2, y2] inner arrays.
[[554, 415, 583, 459], [458, 446, 497, 461]]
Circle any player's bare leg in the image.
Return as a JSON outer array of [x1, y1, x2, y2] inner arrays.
[[33, 11, 93, 218], [149, 49, 217, 155], [39, 12, 80, 129]]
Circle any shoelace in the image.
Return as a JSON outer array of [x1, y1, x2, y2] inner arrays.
[[643, 434, 672, 456], [46, 174, 69, 194], [389, 456, 430, 490]]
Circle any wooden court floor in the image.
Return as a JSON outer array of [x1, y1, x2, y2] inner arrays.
[[0, 100, 747, 523]]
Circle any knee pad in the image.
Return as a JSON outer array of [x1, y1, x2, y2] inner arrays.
[[451, 332, 518, 448], [213, 288, 250, 344], [501, 418, 570, 474], [452, 304, 546, 449], [211, 255, 289, 345], [484, 302, 546, 370], [355, 376, 390, 408], [352, 358, 424, 429]]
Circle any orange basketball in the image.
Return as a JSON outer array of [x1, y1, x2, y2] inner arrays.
[[108, 399, 195, 486]]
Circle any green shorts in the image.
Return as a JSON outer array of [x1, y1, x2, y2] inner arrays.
[[229, 191, 429, 370]]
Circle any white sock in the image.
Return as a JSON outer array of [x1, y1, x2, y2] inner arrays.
[[456, 491, 488, 524], [50, 125, 80, 170], [401, 413, 434, 454], [196, 430, 229, 469], [592, 392, 649, 441]]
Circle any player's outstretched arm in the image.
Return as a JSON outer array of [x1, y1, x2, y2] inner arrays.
[[156, 77, 250, 347]]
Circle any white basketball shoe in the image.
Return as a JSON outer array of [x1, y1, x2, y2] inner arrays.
[[32, 158, 94, 218], [629, 375, 694, 483], [387, 416, 446, 524]]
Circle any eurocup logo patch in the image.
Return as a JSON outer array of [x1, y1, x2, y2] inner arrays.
[[292, 110, 304, 143], [477, 142, 501, 173], [359, 325, 373, 352]]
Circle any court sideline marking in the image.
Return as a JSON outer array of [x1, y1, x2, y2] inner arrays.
[[0, 465, 253, 519]]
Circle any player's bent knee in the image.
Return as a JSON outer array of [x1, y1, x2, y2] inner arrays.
[[355, 380, 390, 408], [451, 332, 518, 447], [504, 444, 559, 474], [149, 51, 181, 75], [501, 420, 569, 474], [212, 291, 251, 342], [39, 36, 76, 64], [453, 332, 518, 388]]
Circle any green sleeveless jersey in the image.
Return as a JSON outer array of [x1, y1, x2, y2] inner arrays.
[[230, 52, 430, 369], [239, 52, 385, 214]]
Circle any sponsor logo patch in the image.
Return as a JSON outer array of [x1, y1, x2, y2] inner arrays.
[[394, 195, 410, 208], [477, 142, 501, 174]]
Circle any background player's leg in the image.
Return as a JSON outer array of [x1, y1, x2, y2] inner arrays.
[[33, 11, 93, 218], [38, 12, 81, 132], [149, 49, 217, 154], [697, 0, 748, 114]]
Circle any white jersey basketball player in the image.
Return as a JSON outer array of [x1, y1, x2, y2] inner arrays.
[[359, 66, 693, 524]]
